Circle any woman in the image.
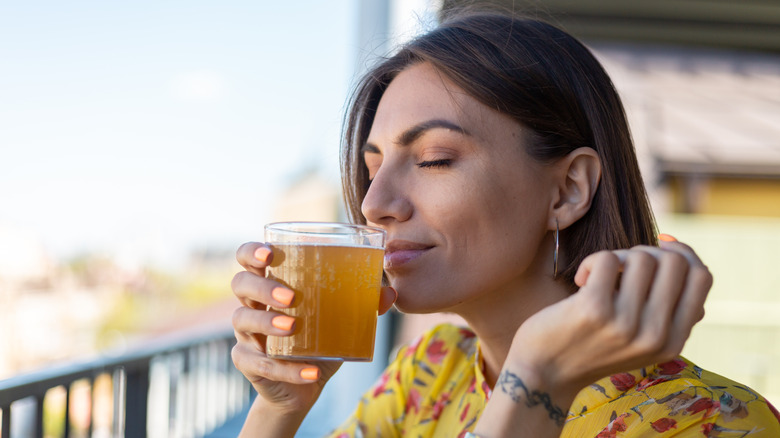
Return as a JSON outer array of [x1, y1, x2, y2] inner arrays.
[[230, 10, 780, 437]]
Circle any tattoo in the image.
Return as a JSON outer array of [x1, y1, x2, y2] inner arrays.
[[497, 370, 566, 427]]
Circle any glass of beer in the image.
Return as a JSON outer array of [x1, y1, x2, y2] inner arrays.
[[264, 221, 386, 361]]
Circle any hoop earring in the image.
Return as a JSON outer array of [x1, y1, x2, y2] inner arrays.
[[553, 218, 559, 278]]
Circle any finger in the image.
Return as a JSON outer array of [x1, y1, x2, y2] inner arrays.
[[658, 238, 707, 269], [233, 306, 297, 338], [575, 251, 622, 302], [232, 270, 295, 309], [378, 286, 397, 316], [231, 342, 322, 384], [236, 242, 274, 276], [613, 244, 700, 357], [666, 264, 713, 355], [618, 244, 702, 318], [613, 250, 657, 336], [234, 328, 266, 352], [636, 249, 690, 354]]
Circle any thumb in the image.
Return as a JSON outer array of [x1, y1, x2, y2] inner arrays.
[[378, 286, 398, 315]]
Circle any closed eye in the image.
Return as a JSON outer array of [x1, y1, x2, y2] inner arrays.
[[417, 159, 452, 169]]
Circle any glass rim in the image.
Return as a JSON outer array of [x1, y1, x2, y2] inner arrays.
[[264, 221, 385, 236]]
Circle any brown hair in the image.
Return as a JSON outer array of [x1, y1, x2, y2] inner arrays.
[[341, 9, 657, 286]]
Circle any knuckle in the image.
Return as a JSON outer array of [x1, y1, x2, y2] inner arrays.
[[236, 241, 257, 260], [578, 314, 601, 332], [660, 251, 687, 270], [635, 323, 669, 352], [256, 357, 274, 378], [231, 306, 246, 329], [659, 344, 683, 362], [685, 267, 714, 296], [232, 271, 268, 303], [612, 318, 638, 340], [232, 307, 271, 334], [628, 250, 656, 269], [671, 240, 695, 255], [231, 343, 255, 375], [692, 266, 714, 289], [256, 357, 300, 384], [590, 249, 612, 260], [606, 323, 633, 345], [231, 271, 248, 293], [580, 251, 600, 266], [231, 344, 242, 366], [596, 250, 618, 261], [638, 334, 666, 354], [577, 300, 609, 328], [593, 251, 621, 271]]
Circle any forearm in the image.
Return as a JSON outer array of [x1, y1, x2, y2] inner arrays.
[[238, 396, 309, 438], [472, 367, 574, 438]]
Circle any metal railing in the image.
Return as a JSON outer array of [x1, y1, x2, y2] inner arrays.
[[0, 326, 250, 438]]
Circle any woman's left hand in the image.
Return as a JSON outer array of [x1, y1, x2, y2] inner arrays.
[[512, 238, 712, 400]]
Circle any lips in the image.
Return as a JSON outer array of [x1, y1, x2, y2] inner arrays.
[[384, 240, 433, 271]]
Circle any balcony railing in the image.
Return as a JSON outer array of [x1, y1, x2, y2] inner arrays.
[[0, 326, 250, 438]]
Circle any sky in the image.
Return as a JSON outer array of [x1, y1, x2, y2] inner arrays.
[[0, 1, 362, 269]]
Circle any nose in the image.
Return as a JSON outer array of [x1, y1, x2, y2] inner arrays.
[[361, 165, 412, 225]]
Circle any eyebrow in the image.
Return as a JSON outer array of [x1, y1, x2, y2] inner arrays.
[[361, 119, 469, 154]]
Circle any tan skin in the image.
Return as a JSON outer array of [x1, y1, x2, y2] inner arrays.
[[231, 63, 712, 437]]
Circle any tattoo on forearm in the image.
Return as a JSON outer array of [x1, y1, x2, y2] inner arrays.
[[497, 370, 566, 427]]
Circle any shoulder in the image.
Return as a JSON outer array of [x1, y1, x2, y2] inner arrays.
[[672, 358, 780, 433], [642, 358, 780, 434], [568, 357, 780, 436]]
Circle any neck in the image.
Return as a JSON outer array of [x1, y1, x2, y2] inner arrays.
[[452, 274, 572, 388]]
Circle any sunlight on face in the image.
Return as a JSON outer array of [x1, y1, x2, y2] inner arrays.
[[361, 62, 557, 315]]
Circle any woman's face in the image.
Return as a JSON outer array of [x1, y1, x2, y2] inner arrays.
[[362, 62, 557, 314]]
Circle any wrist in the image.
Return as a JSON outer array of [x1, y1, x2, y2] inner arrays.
[[240, 397, 308, 438], [251, 394, 311, 418], [473, 364, 574, 438], [503, 337, 584, 407], [496, 367, 569, 427]]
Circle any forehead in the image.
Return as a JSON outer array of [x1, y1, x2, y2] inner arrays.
[[368, 62, 510, 144]]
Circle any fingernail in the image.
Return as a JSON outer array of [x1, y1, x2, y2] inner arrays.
[[658, 233, 678, 242], [271, 287, 294, 306], [389, 286, 398, 304], [300, 367, 319, 381], [254, 247, 271, 263], [271, 315, 295, 331]]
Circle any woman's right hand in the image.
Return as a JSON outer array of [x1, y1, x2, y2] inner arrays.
[[230, 242, 398, 417], [230, 242, 341, 415]]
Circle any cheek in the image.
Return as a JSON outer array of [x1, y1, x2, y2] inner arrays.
[[453, 174, 548, 269], [418, 179, 480, 245]]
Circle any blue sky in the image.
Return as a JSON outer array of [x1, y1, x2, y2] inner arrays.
[[0, 1, 359, 268]]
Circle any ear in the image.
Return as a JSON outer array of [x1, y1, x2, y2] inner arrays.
[[549, 147, 601, 230]]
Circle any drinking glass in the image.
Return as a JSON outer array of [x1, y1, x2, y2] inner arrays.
[[264, 222, 386, 361]]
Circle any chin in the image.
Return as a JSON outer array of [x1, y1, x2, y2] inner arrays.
[[391, 289, 457, 315], [392, 298, 421, 314]]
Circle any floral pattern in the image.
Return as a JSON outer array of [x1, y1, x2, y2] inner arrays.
[[328, 324, 780, 437]]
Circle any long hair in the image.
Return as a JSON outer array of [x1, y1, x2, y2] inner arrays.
[[341, 10, 657, 286]]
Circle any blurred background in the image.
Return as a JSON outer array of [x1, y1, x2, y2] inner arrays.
[[1, 0, 779, 436]]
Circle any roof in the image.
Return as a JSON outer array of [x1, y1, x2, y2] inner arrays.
[[593, 44, 780, 178], [442, 0, 780, 54]]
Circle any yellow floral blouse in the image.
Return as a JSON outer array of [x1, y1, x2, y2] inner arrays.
[[328, 324, 780, 437]]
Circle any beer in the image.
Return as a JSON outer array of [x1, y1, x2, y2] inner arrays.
[[265, 243, 385, 361]]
